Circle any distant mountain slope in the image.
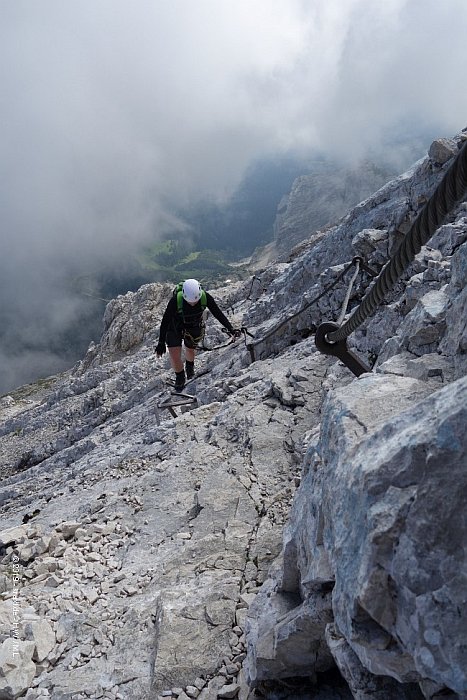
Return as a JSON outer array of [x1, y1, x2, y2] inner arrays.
[[273, 160, 395, 256], [0, 151, 417, 395]]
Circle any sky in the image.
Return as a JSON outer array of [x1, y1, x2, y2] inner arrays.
[[1, 0, 467, 393]]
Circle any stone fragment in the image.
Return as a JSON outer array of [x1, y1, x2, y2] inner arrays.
[[326, 623, 421, 700], [17, 543, 35, 562], [57, 522, 82, 539], [0, 526, 28, 547], [123, 585, 138, 596], [44, 574, 62, 588], [0, 638, 36, 699], [239, 593, 256, 607], [24, 690, 48, 699], [74, 527, 88, 539], [52, 541, 67, 557], [235, 609, 247, 629], [243, 562, 257, 581], [428, 137, 457, 165], [34, 536, 52, 556], [85, 552, 101, 562], [25, 619, 56, 662], [225, 664, 239, 676], [84, 588, 99, 604], [217, 683, 240, 699], [47, 533, 62, 553]]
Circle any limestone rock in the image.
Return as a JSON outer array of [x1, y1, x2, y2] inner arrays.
[[440, 238, 467, 378], [273, 161, 394, 257], [325, 377, 467, 693], [25, 619, 56, 662], [0, 526, 28, 547], [246, 585, 334, 684], [325, 624, 423, 700], [0, 638, 36, 699], [217, 683, 240, 698], [0, 130, 466, 699], [247, 374, 467, 696], [428, 137, 457, 166]]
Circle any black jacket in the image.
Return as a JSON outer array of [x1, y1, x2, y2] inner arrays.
[[158, 292, 233, 344]]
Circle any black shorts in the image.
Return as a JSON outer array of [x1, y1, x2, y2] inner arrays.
[[166, 324, 203, 349]]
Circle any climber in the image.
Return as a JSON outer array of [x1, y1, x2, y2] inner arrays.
[[156, 279, 239, 391]]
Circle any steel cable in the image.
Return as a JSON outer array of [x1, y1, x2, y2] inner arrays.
[[328, 139, 467, 343], [247, 259, 364, 360], [251, 261, 355, 348], [336, 258, 360, 326]]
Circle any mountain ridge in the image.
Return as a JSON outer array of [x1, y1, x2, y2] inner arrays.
[[0, 132, 466, 699]]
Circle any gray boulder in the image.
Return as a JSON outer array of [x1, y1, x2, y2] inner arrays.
[[246, 373, 467, 697]]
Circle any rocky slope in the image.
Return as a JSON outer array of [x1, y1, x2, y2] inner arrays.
[[0, 132, 466, 700], [272, 161, 394, 259]]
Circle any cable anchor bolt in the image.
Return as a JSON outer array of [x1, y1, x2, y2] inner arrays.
[[315, 321, 371, 377]]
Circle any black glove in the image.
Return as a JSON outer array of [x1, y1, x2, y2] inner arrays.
[[155, 342, 166, 356]]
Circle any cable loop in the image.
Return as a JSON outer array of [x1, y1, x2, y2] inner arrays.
[[336, 258, 360, 326], [249, 260, 356, 353], [197, 326, 253, 352]]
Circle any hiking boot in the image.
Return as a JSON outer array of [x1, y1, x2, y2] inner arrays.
[[174, 370, 186, 392], [185, 360, 195, 380]]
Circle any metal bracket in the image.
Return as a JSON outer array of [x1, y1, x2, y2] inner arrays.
[[315, 322, 371, 377], [157, 391, 198, 418], [246, 343, 256, 363], [352, 256, 378, 278]]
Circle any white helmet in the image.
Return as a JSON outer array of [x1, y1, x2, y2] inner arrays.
[[182, 278, 202, 303]]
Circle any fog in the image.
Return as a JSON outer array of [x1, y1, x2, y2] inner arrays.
[[1, 0, 467, 393]]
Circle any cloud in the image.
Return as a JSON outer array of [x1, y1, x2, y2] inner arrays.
[[1, 0, 467, 392]]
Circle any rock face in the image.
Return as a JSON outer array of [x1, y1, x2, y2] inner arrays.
[[243, 132, 467, 700], [0, 132, 466, 700], [245, 372, 467, 698], [273, 161, 395, 258]]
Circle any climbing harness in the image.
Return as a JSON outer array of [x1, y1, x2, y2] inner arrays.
[[182, 325, 207, 349], [315, 138, 467, 376]]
